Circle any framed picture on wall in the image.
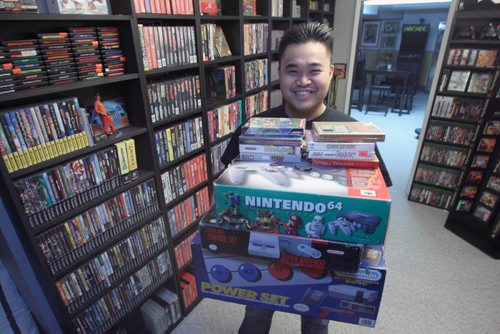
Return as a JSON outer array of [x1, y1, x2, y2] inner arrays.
[[334, 63, 347, 79], [380, 34, 397, 48], [383, 21, 400, 33], [361, 21, 380, 47]]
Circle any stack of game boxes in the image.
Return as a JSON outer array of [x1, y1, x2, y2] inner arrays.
[[97, 27, 125, 77], [68, 27, 103, 80], [0, 26, 127, 93], [0, 48, 14, 94], [3, 39, 49, 91], [38, 32, 77, 85], [238, 117, 304, 163], [306, 121, 386, 169], [192, 118, 391, 328], [140, 287, 182, 334]]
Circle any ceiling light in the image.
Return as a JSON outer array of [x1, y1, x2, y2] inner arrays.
[[365, 0, 451, 5]]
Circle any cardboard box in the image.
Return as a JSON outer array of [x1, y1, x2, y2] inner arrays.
[[214, 160, 391, 245], [152, 287, 182, 325], [140, 299, 170, 334], [199, 210, 365, 273], [192, 234, 387, 328]]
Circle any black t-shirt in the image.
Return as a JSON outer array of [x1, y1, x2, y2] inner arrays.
[[221, 105, 392, 187]]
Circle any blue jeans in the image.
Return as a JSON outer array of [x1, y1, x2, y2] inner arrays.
[[238, 306, 329, 334]]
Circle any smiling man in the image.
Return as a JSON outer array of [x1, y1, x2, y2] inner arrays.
[[220, 22, 391, 334], [278, 26, 335, 121], [221, 22, 391, 188]]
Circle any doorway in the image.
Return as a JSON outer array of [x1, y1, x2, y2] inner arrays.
[[347, 0, 452, 190]]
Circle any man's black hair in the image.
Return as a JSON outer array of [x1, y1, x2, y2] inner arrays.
[[278, 22, 334, 61]]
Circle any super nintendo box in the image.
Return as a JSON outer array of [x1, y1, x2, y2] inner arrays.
[[198, 209, 365, 273]]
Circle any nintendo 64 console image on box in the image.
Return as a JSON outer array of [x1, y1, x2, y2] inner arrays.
[[213, 160, 392, 245]]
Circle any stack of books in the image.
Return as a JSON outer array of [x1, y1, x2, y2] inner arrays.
[[239, 117, 305, 163], [307, 121, 385, 168]]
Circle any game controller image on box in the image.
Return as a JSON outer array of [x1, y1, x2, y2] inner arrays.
[[192, 234, 387, 328], [214, 160, 391, 245]]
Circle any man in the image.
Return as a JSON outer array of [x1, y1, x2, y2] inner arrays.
[[221, 22, 391, 334], [221, 22, 391, 186]]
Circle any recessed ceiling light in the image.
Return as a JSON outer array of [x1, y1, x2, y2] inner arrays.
[[365, 0, 451, 5]]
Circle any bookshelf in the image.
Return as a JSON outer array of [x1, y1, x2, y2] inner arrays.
[[408, 4, 500, 257], [0, 0, 336, 332], [308, 0, 335, 26]]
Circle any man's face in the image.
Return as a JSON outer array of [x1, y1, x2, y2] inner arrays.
[[279, 41, 334, 119]]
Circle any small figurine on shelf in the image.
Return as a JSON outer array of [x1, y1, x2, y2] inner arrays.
[[469, 25, 477, 40], [94, 93, 121, 138], [480, 22, 497, 40]]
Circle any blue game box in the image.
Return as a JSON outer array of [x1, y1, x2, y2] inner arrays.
[[192, 233, 387, 327]]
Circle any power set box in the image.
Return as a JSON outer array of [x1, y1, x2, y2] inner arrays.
[[213, 160, 391, 245], [192, 234, 387, 327]]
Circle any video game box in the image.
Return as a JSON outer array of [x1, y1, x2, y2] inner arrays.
[[192, 233, 387, 328], [214, 160, 391, 245], [199, 209, 365, 273]]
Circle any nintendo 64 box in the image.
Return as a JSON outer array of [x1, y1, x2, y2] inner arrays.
[[213, 160, 391, 245], [192, 233, 387, 327]]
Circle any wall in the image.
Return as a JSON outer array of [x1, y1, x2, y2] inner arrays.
[[333, 0, 361, 114], [0, 198, 62, 333], [360, 6, 449, 89]]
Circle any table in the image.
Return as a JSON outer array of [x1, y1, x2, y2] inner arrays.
[[365, 66, 415, 116], [365, 66, 414, 96]]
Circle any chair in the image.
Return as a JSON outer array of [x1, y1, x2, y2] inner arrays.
[[380, 61, 418, 115], [365, 84, 391, 116], [351, 53, 366, 111], [392, 86, 415, 115]]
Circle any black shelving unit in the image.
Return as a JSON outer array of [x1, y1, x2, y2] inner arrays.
[[409, 5, 500, 256], [307, 0, 335, 25], [0, 0, 336, 333]]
